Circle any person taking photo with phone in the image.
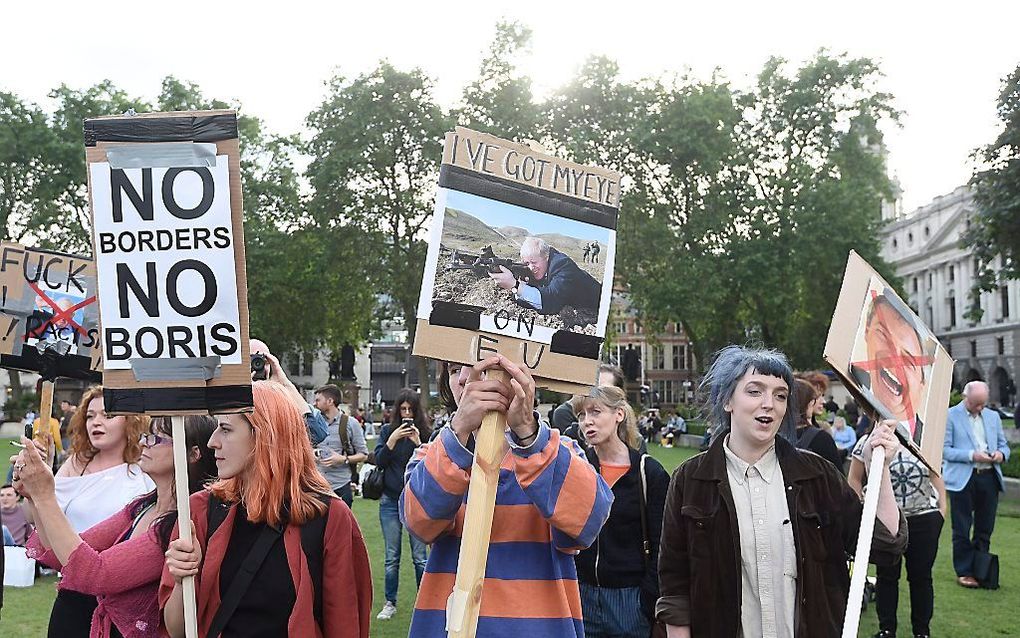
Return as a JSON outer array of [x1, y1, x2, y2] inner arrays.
[[372, 388, 432, 620]]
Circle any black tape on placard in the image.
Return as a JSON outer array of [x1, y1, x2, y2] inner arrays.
[[103, 385, 253, 415], [438, 165, 619, 230], [0, 352, 100, 383], [84, 113, 239, 147], [430, 301, 483, 331], [550, 331, 603, 360]]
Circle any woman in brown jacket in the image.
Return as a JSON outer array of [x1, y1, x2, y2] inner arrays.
[[656, 345, 907, 638]]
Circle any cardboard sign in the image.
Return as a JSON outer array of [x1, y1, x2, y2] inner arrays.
[[824, 250, 953, 474], [0, 243, 101, 381], [84, 110, 252, 415], [414, 128, 621, 392]]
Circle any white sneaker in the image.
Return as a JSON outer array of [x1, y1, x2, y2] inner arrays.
[[376, 601, 397, 620]]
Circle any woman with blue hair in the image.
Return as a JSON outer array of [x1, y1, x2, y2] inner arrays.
[[656, 345, 908, 638]]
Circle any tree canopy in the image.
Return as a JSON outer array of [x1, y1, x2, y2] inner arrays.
[[0, 24, 914, 375]]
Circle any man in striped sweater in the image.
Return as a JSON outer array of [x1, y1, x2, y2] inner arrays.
[[402, 354, 613, 637]]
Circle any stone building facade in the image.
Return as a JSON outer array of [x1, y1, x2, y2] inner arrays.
[[880, 185, 1018, 408]]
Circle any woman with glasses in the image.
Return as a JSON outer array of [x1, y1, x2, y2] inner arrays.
[[12, 386, 152, 637], [13, 411, 217, 638]]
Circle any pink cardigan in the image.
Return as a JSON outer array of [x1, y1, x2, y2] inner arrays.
[[27, 501, 164, 638]]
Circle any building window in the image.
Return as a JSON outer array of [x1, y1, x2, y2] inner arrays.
[[971, 340, 978, 357], [948, 297, 956, 328], [635, 322, 643, 334], [908, 232, 913, 243], [924, 225, 930, 237], [614, 321, 628, 334], [302, 352, 314, 377], [650, 345, 665, 370], [997, 337, 1005, 355], [949, 265, 955, 282], [892, 238, 898, 249], [928, 272, 933, 289], [1002, 287, 1010, 319], [913, 277, 918, 292]]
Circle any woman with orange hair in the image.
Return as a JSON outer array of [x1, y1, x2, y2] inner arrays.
[[160, 380, 372, 638]]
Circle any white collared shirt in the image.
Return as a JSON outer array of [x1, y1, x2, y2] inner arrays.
[[968, 411, 992, 469], [722, 436, 797, 638]]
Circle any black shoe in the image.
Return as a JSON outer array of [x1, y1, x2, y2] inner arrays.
[[913, 635, 930, 638], [872, 632, 895, 638]]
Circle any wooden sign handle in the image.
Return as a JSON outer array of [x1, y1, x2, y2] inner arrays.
[[34, 381, 55, 463], [172, 415, 199, 638], [446, 369, 509, 638], [841, 447, 886, 638]]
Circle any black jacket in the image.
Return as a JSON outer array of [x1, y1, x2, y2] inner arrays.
[[656, 435, 907, 637], [373, 423, 423, 500], [575, 447, 669, 606], [529, 248, 601, 314]]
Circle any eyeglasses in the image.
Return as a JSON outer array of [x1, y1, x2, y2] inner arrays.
[[139, 433, 172, 448]]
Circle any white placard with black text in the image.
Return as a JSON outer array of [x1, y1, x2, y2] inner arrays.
[[88, 155, 242, 370]]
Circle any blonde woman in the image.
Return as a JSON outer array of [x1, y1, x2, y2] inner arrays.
[[574, 386, 669, 638]]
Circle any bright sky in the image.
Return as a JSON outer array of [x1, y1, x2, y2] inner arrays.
[[4, 1, 1018, 212]]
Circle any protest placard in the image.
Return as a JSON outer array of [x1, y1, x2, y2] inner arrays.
[[413, 128, 622, 637], [0, 242, 101, 381], [824, 250, 953, 474], [84, 110, 252, 415], [824, 250, 954, 638], [414, 127, 620, 393]]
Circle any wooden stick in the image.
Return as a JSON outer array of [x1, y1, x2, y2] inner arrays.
[[34, 380, 55, 445], [841, 447, 886, 638], [172, 415, 199, 638], [446, 369, 509, 638]]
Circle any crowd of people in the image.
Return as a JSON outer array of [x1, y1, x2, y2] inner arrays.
[[2, 340, 1011, 638]]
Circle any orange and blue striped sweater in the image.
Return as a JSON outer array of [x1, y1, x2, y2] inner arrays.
[[401, 423, 613, 637]]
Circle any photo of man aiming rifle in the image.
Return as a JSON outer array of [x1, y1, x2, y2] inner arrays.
[[489, 236, 602, 315]]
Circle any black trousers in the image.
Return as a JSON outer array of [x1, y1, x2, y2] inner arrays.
[[48, 589, 97, 638], [949, 469, 1000, 577], [335, 483, 353, 508], [875, 510, 944, 635]]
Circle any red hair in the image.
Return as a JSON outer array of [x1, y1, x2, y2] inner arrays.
[[67, 385, 149, 468], [209, 381, 331, 527]]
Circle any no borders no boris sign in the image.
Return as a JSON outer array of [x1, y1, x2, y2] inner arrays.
[[84, 110, 253, 415]]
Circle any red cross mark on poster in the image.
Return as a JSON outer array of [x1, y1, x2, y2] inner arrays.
[[850, 290, 934, 427], [26, 281, 96, 340]]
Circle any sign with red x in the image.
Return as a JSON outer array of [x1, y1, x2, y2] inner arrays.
[[825, 251, 954, 475], [0, 242, 102, 378]]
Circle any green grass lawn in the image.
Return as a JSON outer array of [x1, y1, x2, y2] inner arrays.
[[2, 440, 1018, 636]]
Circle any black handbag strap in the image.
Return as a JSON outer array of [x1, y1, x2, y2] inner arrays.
[[206, 522, 282, 638]]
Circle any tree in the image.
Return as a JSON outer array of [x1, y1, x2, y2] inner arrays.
[[556, 53, 901, 369], [156, 77, 378, 358], [306, 63, 451, 403], [41, 81, 151, 252], [965, 63, 1020, 319], [0, 91, 62, 245], [457, 20, 542, 141]]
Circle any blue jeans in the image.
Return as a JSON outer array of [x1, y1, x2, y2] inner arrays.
[[379, 493, 427, 604], [579, 582, 650, 638]]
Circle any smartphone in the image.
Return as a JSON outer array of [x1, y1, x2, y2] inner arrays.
[[401, 418, 414, 428]]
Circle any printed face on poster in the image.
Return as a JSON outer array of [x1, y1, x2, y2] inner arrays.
[[825, 251, 953, 473], [419, 188, 615, 344], [413, 128, 621, 392], [89, 154, 242, 370]]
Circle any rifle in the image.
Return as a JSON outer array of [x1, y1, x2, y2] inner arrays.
[[448, 246, 534, 283]]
